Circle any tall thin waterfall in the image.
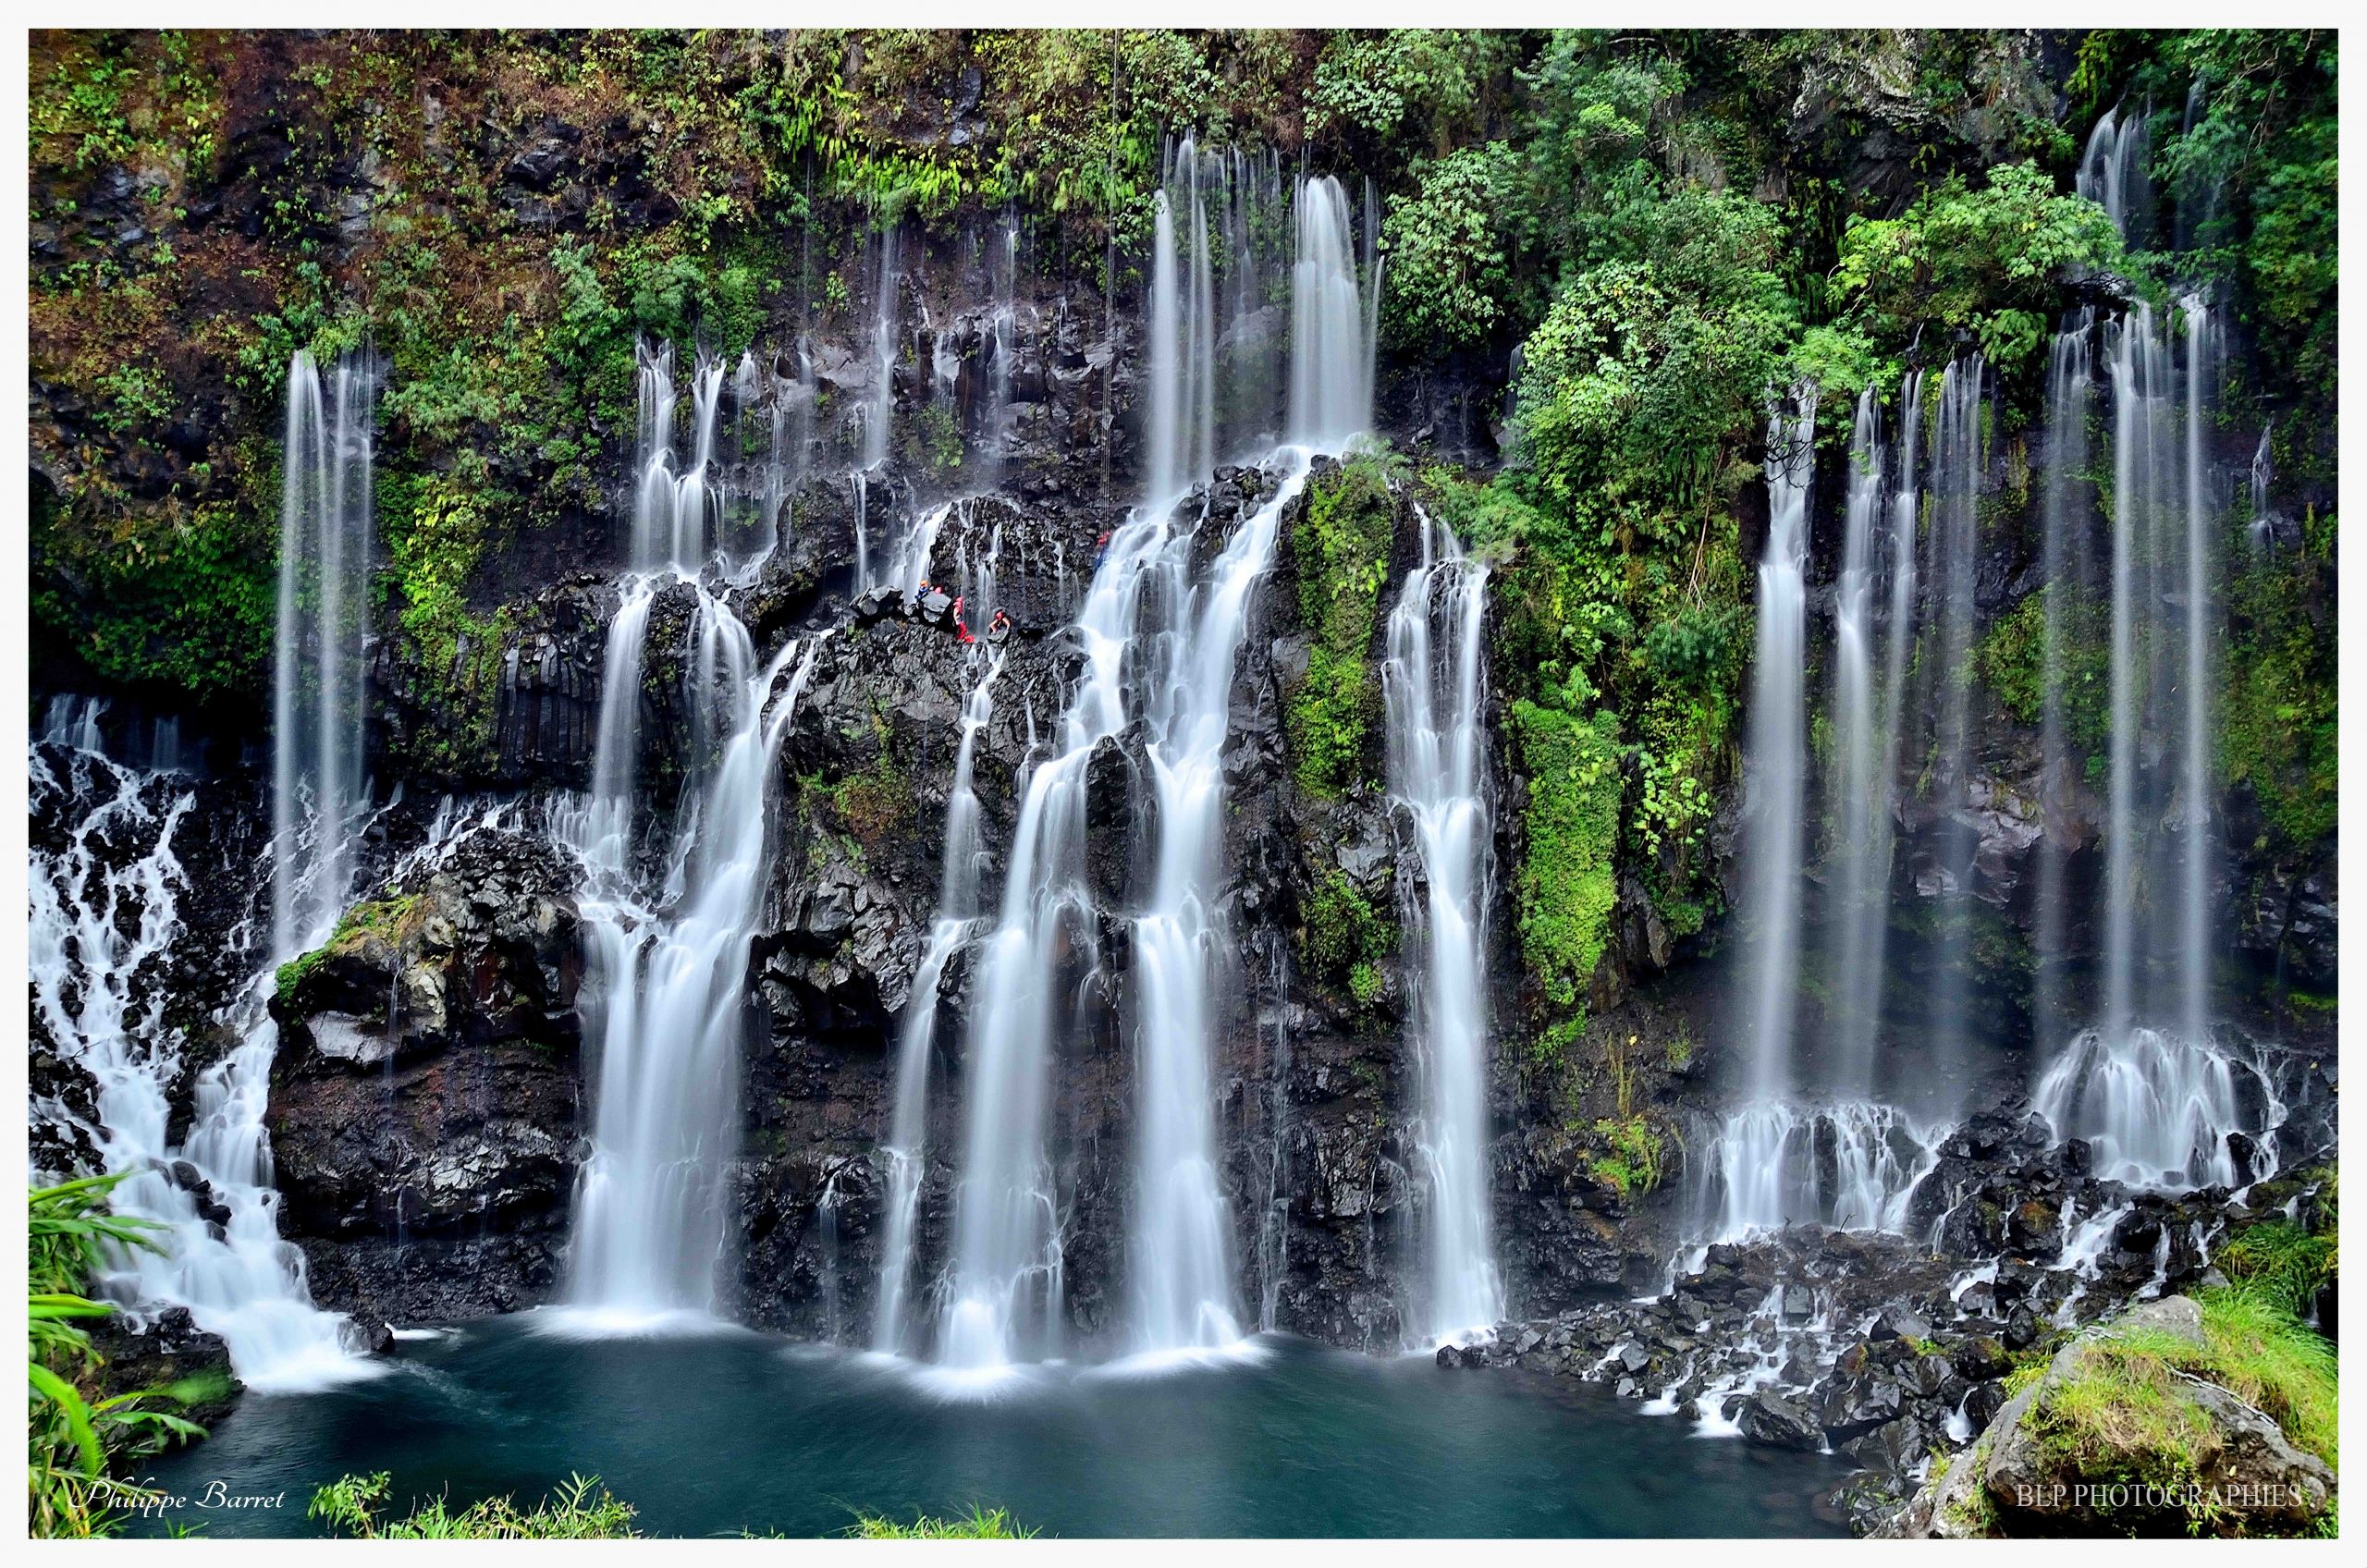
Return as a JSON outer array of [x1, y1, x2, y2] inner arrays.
[[2033, 315, 2097, 1053], [874, 651, 1002, 1354], [272, 348, 378, 960], [1742, 389, 1817, 1101], [1143, 140, 1292, 501], [2037, 292, 2250, 1188], [1144, 139, 1217, 504], [1923, 357, 1988, 1096], [1695, 393, 1820, 1240], [1383, 507, 1502, 1344], [861, 221, 902, 470], [1289, 175, 1378, 448], [1823, 388, 1893, 1093], [1125, 451, 1318, 1358], [32, 708, 372, 1389]]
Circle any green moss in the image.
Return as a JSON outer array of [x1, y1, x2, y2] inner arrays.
[[1585, 1114, 1664, 1196], [1285, 453, 1399, 797], [272, 895, 419, 1007], [1301, 869, 1392, 1000], [2220, 543, 2337, 849], [2026, 1287, 2337, 1534], [1509, 699, 1622, 1010]]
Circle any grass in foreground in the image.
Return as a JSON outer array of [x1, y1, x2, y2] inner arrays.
[[309, 1472, 638, 1538], [848, 1504, 1037, 1538]]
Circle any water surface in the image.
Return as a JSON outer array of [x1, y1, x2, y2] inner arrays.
[[136, 1320, 1852, 1537]]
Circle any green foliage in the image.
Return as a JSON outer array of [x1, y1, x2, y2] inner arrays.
[[1306, 31, 1506, 159], [29, 1174, 215, 1538], [2140, 31, 2338, 484], [1286, 454, 1399, 796], [1380, 142, 1517, 356], [273, 894, 420, 1008], [310, 1472, 638, 1539], [1833, 161, 2124, 381], [31, 496, 275, 701], [1302, 870, 1392, 1000], [1508, 701, 1622, 1009], [848, 1504, 1036, 1538], [2219, 538, 2338, 848], [1586, 1114, 1664, 1196]]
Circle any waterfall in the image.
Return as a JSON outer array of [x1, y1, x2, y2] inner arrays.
[[560, 610, 825, 1325], [873, 651, 1003, 1355], [1823, 387, 1893, 1093], [31, 712, 374, 1389], [1692, 1103, 1943, 1242], [1741, 389, 1817, 1100], [1288, 175, 1377, 448], [1125, 452, 1316, 1360], [2078, 104, 2152, 249], [2034, 316, 2098, 1056], [272, 348, 378, 960], [1698, 390, 1821, 1237], [558, 356, 829, 1326], [861, 220, 902, 470], [1922, 357, 1988, 1097], [1143, 138, 1217, 505], [1382, 506, 1503, 1345], [2042, 291, 2246, 1187], [1142, 140, 1293, 502]]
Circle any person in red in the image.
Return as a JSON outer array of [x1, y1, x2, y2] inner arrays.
[[950, 594, 974, 643]]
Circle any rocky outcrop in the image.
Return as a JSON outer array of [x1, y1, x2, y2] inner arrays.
[[1884, 1295, 2336, 1538], [266, 825, 583, 1323]]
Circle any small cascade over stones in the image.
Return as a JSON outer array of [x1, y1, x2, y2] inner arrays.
[[274, 347, 380, 960], [1689, 1103, 1944, 1242], [873, 650, 1003, 1356], [31, 709, 362, 1389], [557, 350, 828, 1326], [1382, 506, 1502, 1346]]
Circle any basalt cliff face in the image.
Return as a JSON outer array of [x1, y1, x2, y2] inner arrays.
[[29, 28, 2337, 1533]]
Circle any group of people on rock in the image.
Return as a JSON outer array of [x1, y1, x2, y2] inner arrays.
[[851, 577, 1014, 647]]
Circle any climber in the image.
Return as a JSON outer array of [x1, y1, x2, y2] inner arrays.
[[1092, 531, 1110, 570], [950, 594, 975, 644], [987, 606, 1013, 647]]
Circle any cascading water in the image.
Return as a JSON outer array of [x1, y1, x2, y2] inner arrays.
[[558, 350, 828, 1326], [1289, 175, 1377, 448], [1921, 356, 1988, 1096], [273, 347, 379, 959], [1382, 506, 1503, 1345], [31, 711, 374, 1389], [1695, 390, 1835, 1240], [1822, 388, 1893, 1094], [2038, 288, 2261, 1188], [937, 168, 1370, 1371], [27, 344, 387, 1389], [560, 612, 826, 1324], [861, 220, 902, 471], [873, 650, 1003, 1355], [2033, 315, 2098, 1056], [1740, 394, 1816, 1095]]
